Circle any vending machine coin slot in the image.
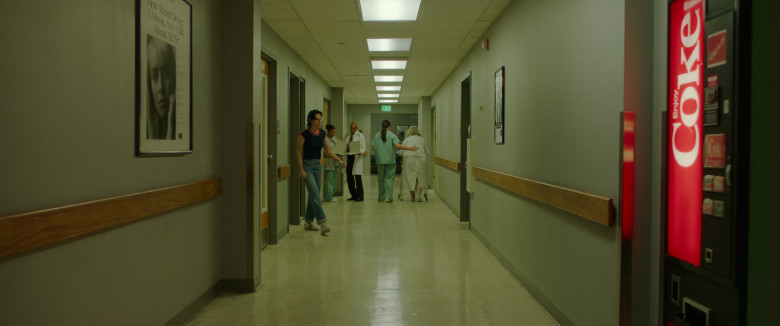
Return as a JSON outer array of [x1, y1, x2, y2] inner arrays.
[[671, 274, 682, 305], [704, 248, 714, 263]]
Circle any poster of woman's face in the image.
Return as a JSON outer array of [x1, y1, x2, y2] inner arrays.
[[136, 0, 191, 156], [146, 36, 177, 140]]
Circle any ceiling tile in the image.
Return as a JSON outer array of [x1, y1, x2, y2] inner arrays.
[[284, 37, 323, 52], [289, 0, 358, 11], [459, 37, 480, 50], [418, 9, 482, 22], [297, 10, 360, 21], [468, 21, 491, 38], [411, 38, 462, 52], [417, 21, 474, 38], [265, 20, 311, 38], [261, 0, 511, 104], [261, 10, 298, 21], [423, 0, 490, 13], [260, 0, 294, 11]]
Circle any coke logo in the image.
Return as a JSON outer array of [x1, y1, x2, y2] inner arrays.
[[671, 7, 702, 168]]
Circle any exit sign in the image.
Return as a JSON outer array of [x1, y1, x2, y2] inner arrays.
[[381, 105, 392, 112]]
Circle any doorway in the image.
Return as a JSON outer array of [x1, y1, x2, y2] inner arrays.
[[261, 54, 278, 245], [289, 71, 305, 227], [431, 106, 436, 192], [460, 75, 471, 222]]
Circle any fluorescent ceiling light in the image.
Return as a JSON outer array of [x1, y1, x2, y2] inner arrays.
[[367, 38, 412, 52], [379, 99, 398, 103], [377, 86, 401, 91], [372, 60, 407, 70], [374, 75, 403, 82], [360, 0, 421, 21], [378, 93, 400, 98]]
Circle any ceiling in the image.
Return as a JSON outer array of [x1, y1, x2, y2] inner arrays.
[[260, 0, 513, 105]]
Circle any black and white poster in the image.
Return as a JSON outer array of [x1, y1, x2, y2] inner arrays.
[[137, 0, 192, 155], [494, 66, 505, 144]]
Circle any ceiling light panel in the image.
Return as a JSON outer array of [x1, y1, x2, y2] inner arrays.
[[372, 60, 408, 70], [379, 99, 399, 103], [377, 86, 402, 91], [367, 38, 412, 52], [374, 75, 404, 82], [377, 93, 400, 98], [360, 0, 421, 21]]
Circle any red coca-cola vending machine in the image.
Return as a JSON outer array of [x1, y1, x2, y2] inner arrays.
[[663, 0, 751, 325]]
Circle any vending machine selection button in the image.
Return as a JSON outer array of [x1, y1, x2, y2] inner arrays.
[[705, 248, 714, 264]]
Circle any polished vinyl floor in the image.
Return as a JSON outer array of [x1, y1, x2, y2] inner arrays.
[[187, 175, 558, 325]]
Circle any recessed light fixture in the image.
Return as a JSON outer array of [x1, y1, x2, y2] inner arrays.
[[379, 99, 398, 103], [367, 38, 412, 52], [377, 86, 401, 91], [372, 59, 407, 70], [360, 0, 421, 21], [378, 93, 400, 98], [374, 75, 403, 82]]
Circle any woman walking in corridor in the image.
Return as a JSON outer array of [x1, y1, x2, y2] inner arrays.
[[371, 120, 418, 203], [400, 126, 427, 202], [297, 110, 344, 235]]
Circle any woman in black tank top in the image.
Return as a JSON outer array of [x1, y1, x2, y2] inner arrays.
[[296, 109, 344, 235]]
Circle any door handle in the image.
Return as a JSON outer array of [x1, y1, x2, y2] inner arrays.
[[267, 155, 274, 160]]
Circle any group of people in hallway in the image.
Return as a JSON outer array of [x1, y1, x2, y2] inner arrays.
[[371, 120, 421, 203], [296, 110, 428, 235]]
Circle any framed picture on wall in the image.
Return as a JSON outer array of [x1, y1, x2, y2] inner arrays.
[[494, 66, 505, 144], [136, 0, 193, 156]]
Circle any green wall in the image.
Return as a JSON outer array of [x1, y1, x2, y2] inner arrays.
[[0, 0, 223, 324], [431, 0, 624, 324]]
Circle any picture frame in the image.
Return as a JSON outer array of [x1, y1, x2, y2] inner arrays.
[[136, 0, 193, 156], [494, 66, 505, 144]]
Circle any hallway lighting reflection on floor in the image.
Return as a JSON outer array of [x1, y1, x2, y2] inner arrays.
[[187, 176, 558, 325]]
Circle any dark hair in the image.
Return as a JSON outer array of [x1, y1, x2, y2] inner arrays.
[[381, 120, 391, 142], [307, 109, 323, 128], [326, 124, 335, 131]]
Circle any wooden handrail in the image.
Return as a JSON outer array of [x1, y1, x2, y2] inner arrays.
[[472, 166, 614, 227], [278, 165, 291, 179], [0, 177, 222, 260], [434, 156, 460, 172]]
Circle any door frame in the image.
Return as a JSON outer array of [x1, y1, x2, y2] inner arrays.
[[460, 74, 471, 222], [288, 70, 305, 227], [261, 53, 279, 245]]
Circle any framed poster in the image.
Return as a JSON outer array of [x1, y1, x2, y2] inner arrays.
[[494, 66, 505, 144], [136, 0, 193, 156]]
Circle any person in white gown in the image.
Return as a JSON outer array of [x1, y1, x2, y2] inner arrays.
[[400, 126, 427, 202]]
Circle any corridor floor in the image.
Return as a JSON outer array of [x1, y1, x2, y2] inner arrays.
[[187, 176, 558, 325]]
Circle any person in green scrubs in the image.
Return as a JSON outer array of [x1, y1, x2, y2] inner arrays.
[[371, 120, 418, 203]]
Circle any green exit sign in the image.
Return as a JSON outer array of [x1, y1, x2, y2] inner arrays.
[[381, 105, 392, 112]]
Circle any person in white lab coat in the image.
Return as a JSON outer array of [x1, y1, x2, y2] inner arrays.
[[400, 126, 427, 202], [345, 121, 367, 201]]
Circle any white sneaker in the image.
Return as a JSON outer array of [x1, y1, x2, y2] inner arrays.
[[304, 221, 319, 231], [326, 198, 338, 202], [319, 222, 331, 235]]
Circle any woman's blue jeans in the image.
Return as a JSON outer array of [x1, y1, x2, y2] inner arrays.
[[303, 159, 327, 223]]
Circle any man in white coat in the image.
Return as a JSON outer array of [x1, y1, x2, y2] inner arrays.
[[345, 121, 367, 201]]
